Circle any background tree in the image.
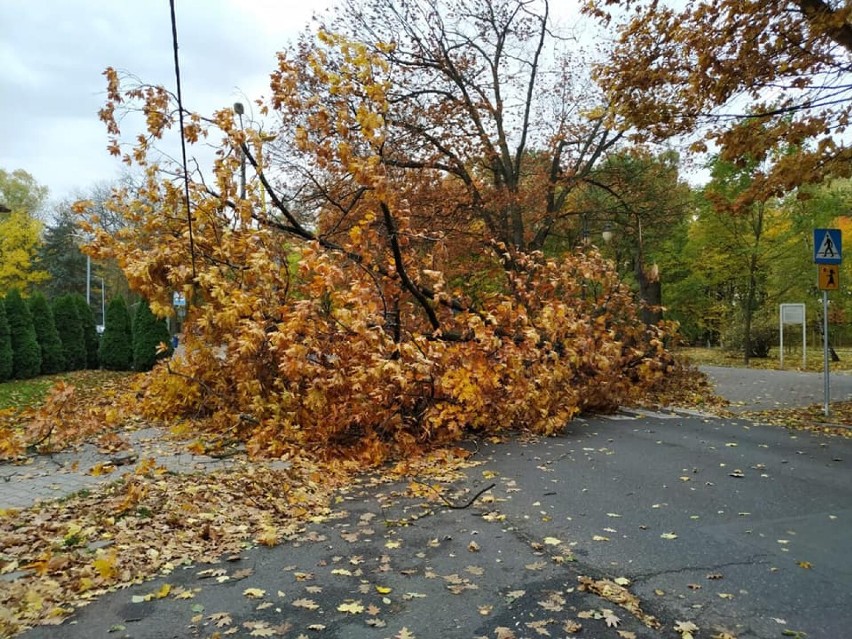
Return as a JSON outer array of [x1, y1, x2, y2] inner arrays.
[[265, 0, 625, 261], [28, 292, 65, 374], [132, 299, 171, 371], [667, 158, 804, 361], [570, 148, 692, 324], [0, 210, 49, 295], [52, 295, 86, 371], [72, 294, 100, 369], [4, 289, 41, 380], [586, 0, 852, 202], [37, 203, 89, 299], [0, 300, 12, 382], [99, 296, 133, 371], [0, 168, 48, 218]]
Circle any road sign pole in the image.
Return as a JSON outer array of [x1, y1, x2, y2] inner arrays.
[[824, 290, 830, 417]]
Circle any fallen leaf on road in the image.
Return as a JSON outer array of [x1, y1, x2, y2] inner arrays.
[[243, 588, 266, 599], [563, 620, 582, 633], [674, 620, 699, 639], [543, 536, 561, 546], [292, 598, 319, 610], [592, 535, 610, 542], [798, 561, 813, 569], [577, 577, 660, 628], [603, 609, 620, 628], [660, 532, 678, 540], [337, 600, 364, 614]]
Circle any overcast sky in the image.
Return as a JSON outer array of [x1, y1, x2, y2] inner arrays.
[[0, 1, 331, 206]]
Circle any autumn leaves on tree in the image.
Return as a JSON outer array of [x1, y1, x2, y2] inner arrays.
[[83, 0, 677, 463]]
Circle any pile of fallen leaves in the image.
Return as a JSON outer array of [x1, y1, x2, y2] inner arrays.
[[0, 457, 345, 636], [631, 355, 728, 412], [740, 401, 852, 439], [0, 371, 139, 461]]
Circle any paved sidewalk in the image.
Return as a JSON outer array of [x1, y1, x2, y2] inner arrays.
[[701, 364, 852, 412], [0, 428, 283, 511]]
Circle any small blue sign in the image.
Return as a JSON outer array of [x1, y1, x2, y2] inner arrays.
[[814, 228, 842, 264]]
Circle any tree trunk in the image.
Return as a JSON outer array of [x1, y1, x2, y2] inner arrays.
[[635, 260, 662, 326]]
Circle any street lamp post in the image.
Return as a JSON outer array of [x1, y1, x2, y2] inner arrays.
[[100, 277, 106, 327]]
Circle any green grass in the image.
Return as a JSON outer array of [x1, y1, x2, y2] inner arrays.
[[0, 377, 59, 411], [0, 370, 136, 412], [678, 346, 852, 373]]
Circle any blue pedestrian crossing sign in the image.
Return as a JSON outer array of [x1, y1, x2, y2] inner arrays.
[[814, 228, 842, 264]]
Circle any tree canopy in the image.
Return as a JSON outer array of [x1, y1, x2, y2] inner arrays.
[[82, 0, 674, 462], [0, 168, 48, 218], [585, 0, 852, 202]]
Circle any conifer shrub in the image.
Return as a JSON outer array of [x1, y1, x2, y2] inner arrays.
[[0, 300, 12, 382], [100, 296, 133, 371], [72, 294, 100, 369], [132, 299, 172, 371], [52, 295, 87, 371], [4, 289, 42, 380], [28, 292, 65, 374]]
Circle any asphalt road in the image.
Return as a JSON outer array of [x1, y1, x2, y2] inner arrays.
[[18, 407, 851, 639]]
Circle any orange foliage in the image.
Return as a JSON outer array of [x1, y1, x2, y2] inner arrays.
[[82, 27, 675, 465]]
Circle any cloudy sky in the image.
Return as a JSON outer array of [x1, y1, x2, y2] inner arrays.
[[0, 1, 332, 205]]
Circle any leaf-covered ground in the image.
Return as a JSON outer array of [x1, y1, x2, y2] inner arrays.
[[1, 358, 848, 636]]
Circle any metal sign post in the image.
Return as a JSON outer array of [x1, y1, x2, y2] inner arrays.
[[814, 228, 842, 417], [823, 291, 830, 417]]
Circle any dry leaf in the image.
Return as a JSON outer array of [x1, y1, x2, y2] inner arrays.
[[292, 598, 319, 610], [337, 600, 364, 614], [243, 588, 266, 599], [674, 620, 699, 639]]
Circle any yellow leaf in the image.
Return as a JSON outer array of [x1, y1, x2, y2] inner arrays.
[[92, 551, 118, 579], [155, 583, 171, 599], [543, 537, 561, 546], [337, 600, 364, 614], [243, 588, 266, 599], [375, 586, 392, 594]]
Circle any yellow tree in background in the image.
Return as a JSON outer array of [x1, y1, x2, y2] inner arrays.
[[0, 210, 48, 295]]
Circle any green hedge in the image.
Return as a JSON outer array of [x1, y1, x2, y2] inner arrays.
[[132, 299, 172, 371], [0, 300, 12, 382], [100, 296, 133, 371], [5, 289, 41, 379], [29, 292, 65, 374], [52, 295, 87, 371], [72, 294, 100, 369]]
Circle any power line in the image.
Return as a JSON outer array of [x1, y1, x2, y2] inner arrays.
[[169, 0, 197, 280]]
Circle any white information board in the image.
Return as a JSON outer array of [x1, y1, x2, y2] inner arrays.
[[779, 303, 806, 369]]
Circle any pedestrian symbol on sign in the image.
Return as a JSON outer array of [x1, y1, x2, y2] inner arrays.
[[820, 234, 836, 258], [814, 229, 842, 264]]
